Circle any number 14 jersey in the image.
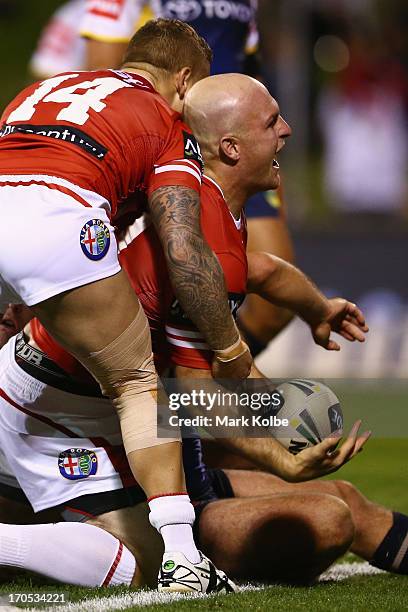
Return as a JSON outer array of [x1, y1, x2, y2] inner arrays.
[[0, 70, 202, 217]]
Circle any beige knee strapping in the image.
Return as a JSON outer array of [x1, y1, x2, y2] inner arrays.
[[79, 306, 180, 453]]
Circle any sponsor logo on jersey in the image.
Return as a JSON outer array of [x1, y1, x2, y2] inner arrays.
[[183, 131, 203, 169], [0, 123, 108, 160], [80, 219, 111, 261], [58, 448, 98, 480], [164, 0, 201, 20], [162, 0, 253, 22]]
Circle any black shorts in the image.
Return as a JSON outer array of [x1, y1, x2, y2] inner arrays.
[[192, 468, 234, 544]]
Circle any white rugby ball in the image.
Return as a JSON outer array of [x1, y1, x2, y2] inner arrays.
[[273, 379, 343, 454]]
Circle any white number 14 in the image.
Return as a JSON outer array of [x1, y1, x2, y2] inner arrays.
[[7, 74, 132, 126]]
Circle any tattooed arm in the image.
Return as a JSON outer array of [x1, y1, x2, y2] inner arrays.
[[149, 185, 252, 377]]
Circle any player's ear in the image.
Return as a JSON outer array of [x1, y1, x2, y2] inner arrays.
[[220, 136, 240, 164], [175, 67, 193, 100]]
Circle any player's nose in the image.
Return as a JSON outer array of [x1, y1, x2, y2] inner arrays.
[[279, 116, 292, 139]]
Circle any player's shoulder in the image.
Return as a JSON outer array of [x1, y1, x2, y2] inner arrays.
[[111, 71, 180, 122]]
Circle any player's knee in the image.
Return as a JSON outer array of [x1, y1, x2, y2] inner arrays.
[[80, 305, 157, 398], [79, 309, 180, 453], [331, 479, 362, 510], [319, 495, 354, 558]]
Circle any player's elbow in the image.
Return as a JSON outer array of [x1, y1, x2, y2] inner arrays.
[[247, 252, 282, 293]]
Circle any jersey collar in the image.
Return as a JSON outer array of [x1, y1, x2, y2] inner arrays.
[[203, 174, 242, 230]]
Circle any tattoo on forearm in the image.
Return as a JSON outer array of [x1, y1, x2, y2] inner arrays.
[[149, 186, 238, 349]]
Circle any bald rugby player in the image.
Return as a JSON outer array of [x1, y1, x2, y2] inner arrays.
[[79, 0, 297, 353], [2, 76, 398, 592]]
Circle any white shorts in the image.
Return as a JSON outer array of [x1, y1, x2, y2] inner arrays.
[[0, 175, 120, 309], [0, 335, 132, 512]]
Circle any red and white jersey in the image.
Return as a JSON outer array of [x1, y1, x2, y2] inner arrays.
[[29, 0, 86, 78], [119, 175, 248, 369], [30, 176, 247, 374], [0, 70, 202, 218], [80, 0, 154, 42]]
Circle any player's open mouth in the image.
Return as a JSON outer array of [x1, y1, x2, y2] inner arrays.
[[272, 159, 280, 169]]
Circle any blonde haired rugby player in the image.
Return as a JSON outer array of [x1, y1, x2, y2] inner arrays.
[[30, 0, 295, 358], [0, 75, 381, 592], [0, 20, 253, 592]]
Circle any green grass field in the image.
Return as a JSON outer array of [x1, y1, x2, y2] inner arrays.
[[1, 384, 408, 610], [1, 433, 407, 611]]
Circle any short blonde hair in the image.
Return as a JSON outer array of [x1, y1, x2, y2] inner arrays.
[[123, 18, 212, 79]]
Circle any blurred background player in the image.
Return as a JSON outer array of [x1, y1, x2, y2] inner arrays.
[[29, 0, 85, 79], [29, 0, 296, 359]]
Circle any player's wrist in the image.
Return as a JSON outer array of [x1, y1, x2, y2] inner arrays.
[[213, 336, 249, 363], [279, 454, 302, 482], [280, 451, 321, 483], [300, 296, 331, 328]]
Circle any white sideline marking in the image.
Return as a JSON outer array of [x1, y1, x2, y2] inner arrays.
[[319, 561, 385, 582], [16, 563, 385, 612]]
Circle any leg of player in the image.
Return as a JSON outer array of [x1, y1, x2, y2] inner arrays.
[[321, 480, 408, 575], [0, 521, 138, 587], [86, 503, 163, 589], [227, 470, 408, 575], [238, 215, 295, 356], [30, 271, 203, 579], [198, 492, 354, 584], [0, 496, 234, 593]]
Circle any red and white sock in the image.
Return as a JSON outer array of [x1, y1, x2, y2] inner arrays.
[[0, 522, 136, 587], [148, 493, 200, 564]]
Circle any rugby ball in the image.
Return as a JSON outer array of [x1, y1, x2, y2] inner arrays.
[[273, 379, 343, 454]]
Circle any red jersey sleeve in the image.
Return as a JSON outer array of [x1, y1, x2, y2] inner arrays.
[[147, 122, 203, 197]]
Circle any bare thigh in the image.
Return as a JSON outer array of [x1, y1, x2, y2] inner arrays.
[[225, 470, 392, 559], [198, 490, 353, 584], [31, 269, 142, 358]]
